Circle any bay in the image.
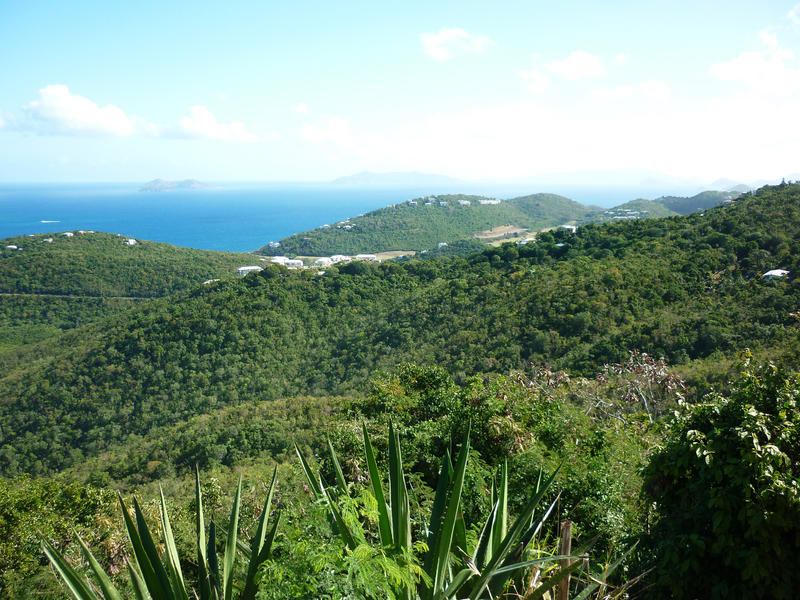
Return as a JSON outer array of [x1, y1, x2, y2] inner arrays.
[[0, 182, 690, 252]]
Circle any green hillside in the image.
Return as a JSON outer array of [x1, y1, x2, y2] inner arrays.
[[601, 198, 679, 219], [656, 189, 741, 214], [255, 193, 599, 256], [2, 184, 798, 477], [0, 231, 254, 352], [0, 231, 252, 297], [2, 184, 800, 599]]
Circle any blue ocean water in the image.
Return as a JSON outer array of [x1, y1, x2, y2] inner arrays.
[[0, 182, 689, 252]]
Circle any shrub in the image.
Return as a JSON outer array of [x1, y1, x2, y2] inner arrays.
[[641, 357, 800, 599]]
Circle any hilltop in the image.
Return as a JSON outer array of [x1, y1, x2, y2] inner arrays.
[[256, 192, 598, 256], [0, 231, 253, 352], [255, 189, 740, 257]]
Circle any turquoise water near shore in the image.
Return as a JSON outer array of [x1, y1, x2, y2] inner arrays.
[[0, 182, 695, 252]]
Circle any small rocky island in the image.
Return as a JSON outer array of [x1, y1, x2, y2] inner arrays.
[[140, 179, 215, 192]]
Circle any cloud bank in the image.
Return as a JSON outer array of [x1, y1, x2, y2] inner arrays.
[[8, 85, 258, 141], [420, 28, 497, 61], [178, 105, 258, 141]]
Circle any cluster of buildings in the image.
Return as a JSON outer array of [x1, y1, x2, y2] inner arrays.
[[237, 253, 382, 276], [403, 196, 502, 208], [3, 230, 103, 252], [603, 208, 648, 220]]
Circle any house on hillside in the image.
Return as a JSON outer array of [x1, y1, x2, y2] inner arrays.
[[314, 257, 333, 267], [330, 255, 351, 263], [355, 254, 380, 262], [763, 269, 789, 280], [560, 225, 577, 233], [237, 266, 263, 275], [124, 239, 137, 246], [62, 232, 74, 237], [284, 259, 304, 268], [458, 200, 471, 206]]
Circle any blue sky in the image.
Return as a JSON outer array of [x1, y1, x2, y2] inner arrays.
[[1, 0, 800, 183]]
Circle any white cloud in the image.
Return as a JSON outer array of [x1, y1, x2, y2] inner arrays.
[[589, 81, 669, 102], [22, 84, 142, 136], [420, 28, 497, 61], [789, 3, 800, 24], [290, 102, 308, 113], [520, 68, 549, 94], [301, 116, 352, 147], [547, 51, 605, 79], [615, 53, 632, 66], [709, 31, 800, 97], [589, 85, 634, 101], [6, 85, 261, 142], [640, 80, 671, 101], [177, 105, 259, 141]]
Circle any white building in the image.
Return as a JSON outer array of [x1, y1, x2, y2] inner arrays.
[[43, 238, 53, 243], [124, 239, 137, 246], [5, 245, 17, 250], [355, 254, 380, 262], [267, 241, 281, 248], [438, 242, 448, 248], [284, 259, 304, 268], [270, 256, 290, 264], [458, 200, 471, 206], [62, 232, 74, 237], [440, 201, 448, 207], [763, 269, 790, 280], [237, 266, 263, 275], [330, 255, 351, 263], [479, 199, 502, 205], [560, 225, 577, 233], [314, 257, 333, 267]]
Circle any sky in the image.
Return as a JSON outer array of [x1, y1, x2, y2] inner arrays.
[[1, 0, 800, 184]]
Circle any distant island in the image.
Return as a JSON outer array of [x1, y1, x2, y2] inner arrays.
[[331, 171, 462, 186], [140, 179, 215, 192]]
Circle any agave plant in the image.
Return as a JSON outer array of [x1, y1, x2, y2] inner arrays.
[[43, 466, 279, 600], [296, 423, 609, 600]]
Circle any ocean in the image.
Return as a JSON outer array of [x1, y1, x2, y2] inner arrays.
[[0, 182, 696, 252]]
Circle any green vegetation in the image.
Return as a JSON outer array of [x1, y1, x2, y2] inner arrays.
[[2, 185, 799, 477], [600, 199, 678, 219], [44, 468, 279, 600], [0, 232, 253, 354], [0, 232, 251, 297], [1, 183, 799, 598], [641, 358, 800, 599], [655, 190, 740, 214], [255, 193, 598, 256]]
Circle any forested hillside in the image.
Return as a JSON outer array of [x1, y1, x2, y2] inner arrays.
[[0, 232, 253, 353], [656, 189, 740, 213], [255, 193, 599, 255], [1, 184, 798, 477], [0, 231, 250, 297]]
